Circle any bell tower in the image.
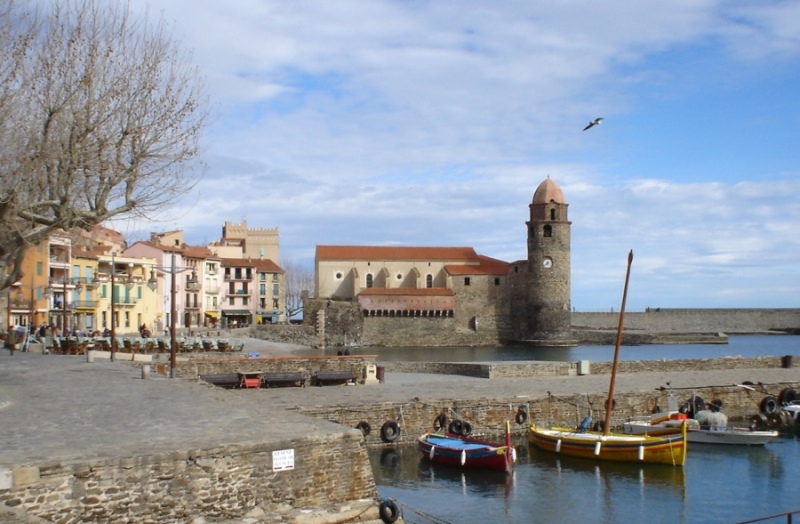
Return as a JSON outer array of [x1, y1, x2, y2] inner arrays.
[[526, 177, 572, 344]]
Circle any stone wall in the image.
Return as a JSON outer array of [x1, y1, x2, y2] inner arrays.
[[0, 433, 375, 523], [572, 308, 800, 333], [380, 355, 794, 378], [156, 355, 377, 383], [361, 316, 504, 347], [294, 381, 800, 447]]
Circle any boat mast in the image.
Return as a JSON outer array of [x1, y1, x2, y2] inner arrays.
[[603, 250, 634, 436]]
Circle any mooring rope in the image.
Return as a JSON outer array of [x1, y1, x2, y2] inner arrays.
[[398, 500, 455, 524]]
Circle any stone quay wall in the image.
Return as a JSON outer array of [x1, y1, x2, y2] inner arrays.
[[1, 434, 374, 523], [153, 355, 377, 383], [572, 308, 800, 333], [294, 381, 800, 447], [379, 355, 794, 378]]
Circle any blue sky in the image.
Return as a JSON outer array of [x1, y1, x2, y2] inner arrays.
[[117, 0, 800, 310]]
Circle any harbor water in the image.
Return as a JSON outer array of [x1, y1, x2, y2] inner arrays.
[[362, 335, 800, 523]]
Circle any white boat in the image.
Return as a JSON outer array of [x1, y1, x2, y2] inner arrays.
[[623, 405, 778, 446]]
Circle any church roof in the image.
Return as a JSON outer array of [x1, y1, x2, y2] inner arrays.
[[532, 177, 566, 205], [316, 245, 482, 262]]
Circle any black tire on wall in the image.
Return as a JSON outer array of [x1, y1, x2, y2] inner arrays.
[[380, 421, 401, 443], [760, 395, 778, 415], [448, 420, 464, 435]]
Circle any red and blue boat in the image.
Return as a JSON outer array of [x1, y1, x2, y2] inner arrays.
[[417, 423, 516, 473]]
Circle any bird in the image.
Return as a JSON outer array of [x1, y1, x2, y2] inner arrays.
[[582, 117, 603, 131]]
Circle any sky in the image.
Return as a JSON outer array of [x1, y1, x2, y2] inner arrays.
[[112, 0, 799, 311]]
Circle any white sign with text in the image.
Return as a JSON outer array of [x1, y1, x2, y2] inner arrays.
[[272, 449, 295, 471]]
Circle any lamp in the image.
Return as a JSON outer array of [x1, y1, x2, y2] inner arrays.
[[146, 244, 199, 378]]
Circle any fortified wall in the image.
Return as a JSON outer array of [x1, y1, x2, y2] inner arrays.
[[573, 308, 800, 334], [306, 304, 800, 348]]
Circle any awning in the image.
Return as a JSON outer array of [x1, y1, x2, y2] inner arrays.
[[222, 310, 251, 316], [204, 311, 220, 319]]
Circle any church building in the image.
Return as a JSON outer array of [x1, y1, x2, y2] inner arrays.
[[312, 177, 574, 347]]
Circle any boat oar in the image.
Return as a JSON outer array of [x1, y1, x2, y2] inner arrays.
[[603, 249, 634, 436]]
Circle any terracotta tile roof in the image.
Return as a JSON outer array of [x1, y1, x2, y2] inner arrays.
[[445, 255, 509, 276], [358, 288, 455, 296], [316, 245, 481, 262], [219, 257, 282, 272], [252, 259, 284, 273], [182, 245, 215, 258]]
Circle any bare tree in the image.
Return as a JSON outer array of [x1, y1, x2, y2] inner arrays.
[[0, 0, 207, 290], [281, 258, 314, 321]]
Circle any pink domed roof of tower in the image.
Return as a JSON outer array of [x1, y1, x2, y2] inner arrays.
[[532, 176, 566, 204]]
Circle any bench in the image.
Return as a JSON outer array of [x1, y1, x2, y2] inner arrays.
[[199, 373, 240, 389], [313, 370, 357, 386], [262, 372, 306, 388]]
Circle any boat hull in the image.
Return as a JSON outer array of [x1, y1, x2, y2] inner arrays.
[[623, 414, 778, 446], [417, 433, 514, 473], [528, 424, 687, 466]]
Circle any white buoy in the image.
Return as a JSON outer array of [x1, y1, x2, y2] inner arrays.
[[594, 441, 602, 456], [638, 445, 644, 461], [511, 448, 517, 463], [430, 446, 435, 460], [461, 450, 466, 466], [555, 439, 562, 453]]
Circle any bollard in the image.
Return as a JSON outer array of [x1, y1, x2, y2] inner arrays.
[[86, 350, 95, 363], [142, 364, 151, 380]]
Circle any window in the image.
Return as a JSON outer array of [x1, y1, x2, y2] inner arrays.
[[426, 274, 433, 288], [366, 274, 373, 288], [36, 262, 43, 276], [494, 277, 501, 286], [396, 273, 402, 280], [335, 271, 343, 280], [242, 297, 249, 306], [272, 283, 279, 295], [229, 297, 235, 305], [464, 277, 471, 286], [124, 312, 130, 328], [273, 299, 279, 309], [543, 225, 552, 237], [272, 273, 278, 281], [260, 283, 266, 295], [260, 272, 266, 281], [550, 208, 557, 220], [100, 284, 107, 299]]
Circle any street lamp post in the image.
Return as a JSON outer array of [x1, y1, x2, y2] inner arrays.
[[147, 250, 198, 379]]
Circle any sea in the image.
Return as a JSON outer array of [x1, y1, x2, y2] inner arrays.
[[350, 335, 800, 524]]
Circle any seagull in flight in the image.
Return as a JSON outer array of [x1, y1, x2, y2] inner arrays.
[[583, 117, 603, 131]]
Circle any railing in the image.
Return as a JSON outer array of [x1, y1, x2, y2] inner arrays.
[[72, 300, 97, 309]]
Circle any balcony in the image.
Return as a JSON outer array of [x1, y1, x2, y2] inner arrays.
[[73, 300, 97, 309]]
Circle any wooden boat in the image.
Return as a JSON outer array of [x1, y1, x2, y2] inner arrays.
[[528, 421, 687, 466], [622, 411, 778, 446], [528, 250, 688, 466], [418, 423, 516, 473]]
